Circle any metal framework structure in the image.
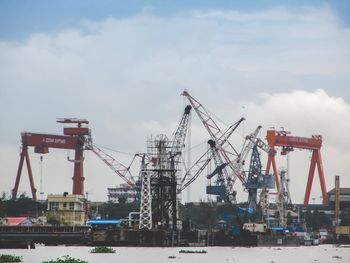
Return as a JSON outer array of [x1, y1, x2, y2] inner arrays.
[[12, 119, 90, 200], [246, 145, 264, 210], [139, 105, 192, 230], [274, 169, 292, 227], [265, 129, 327, 206], [139, 156, 152, 229], [259, 187, 270, 224], [150, 135, 178, 229]]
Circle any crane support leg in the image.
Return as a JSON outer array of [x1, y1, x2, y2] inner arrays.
[[304, 150, 317, 206], [72, 146, 85, 195], [266, 155, 280, 193], [24, 147, 37, 201], [12, 147, 26, 200], [316, 150, 327, 206], [12, 146, 37, 201]]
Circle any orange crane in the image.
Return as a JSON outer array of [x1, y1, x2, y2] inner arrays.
[[265, 128, 327, 206]]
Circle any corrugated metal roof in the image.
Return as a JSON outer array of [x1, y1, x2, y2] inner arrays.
[[327, 188, 350, 195], [5, 217, 29, 226]]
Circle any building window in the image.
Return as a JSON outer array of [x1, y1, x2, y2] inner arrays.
[[69, 202, 75, 210], [50, 202, 59, 210]]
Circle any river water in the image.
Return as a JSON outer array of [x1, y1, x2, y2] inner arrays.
[[1, 245, 349, 263]]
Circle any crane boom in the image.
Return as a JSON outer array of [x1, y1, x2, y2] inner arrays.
[[179, 149, 211, 192], [183, 90, 248, 186], [179, 117, 244, 193], [182, 91, 240, 156], [88, 144, 136, 188], [170, 105, 192, 165]]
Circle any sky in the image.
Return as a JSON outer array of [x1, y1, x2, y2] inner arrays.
[[0, 0, 349, 204]]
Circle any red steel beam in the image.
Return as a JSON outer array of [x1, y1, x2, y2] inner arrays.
[[21, 132, 79, 150], [267, 130, 322, 150]]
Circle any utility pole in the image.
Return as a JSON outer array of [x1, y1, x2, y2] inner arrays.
[[335, 175, 340, 226]]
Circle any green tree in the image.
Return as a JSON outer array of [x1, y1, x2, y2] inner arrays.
[[91, 201, 139, 219], [304, 209, 332, 230], [0, 195, 46, 217], [340, 208, 350, 225]]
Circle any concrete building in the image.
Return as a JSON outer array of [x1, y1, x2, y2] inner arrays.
[[327, 188, 350, 210], [46, 193, 86, 226], [107, 184, 137, 203]]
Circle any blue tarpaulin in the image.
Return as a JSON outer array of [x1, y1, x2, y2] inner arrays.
[[269, 226, 286, 231], [87, 219, 121, 225], [238, 207, 255, 214]]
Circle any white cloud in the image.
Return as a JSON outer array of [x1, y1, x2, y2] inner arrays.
[[0, 6, 349, 203]]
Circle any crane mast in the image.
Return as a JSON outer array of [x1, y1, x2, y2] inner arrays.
[[206, 139, 233, 202], [246, 134, 280, 192], [230, 126, 262, 184]]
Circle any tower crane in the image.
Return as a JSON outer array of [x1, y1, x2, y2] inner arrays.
[[245, 133, 278, 218], [182, 90, 266, 202], [182, 91, 241, 167], [246, 145, 263, 210], [206, 139, 233, 202], [206, 123, 261, 202], [178, 117, 244, 195], [246, 134, 279, 192]]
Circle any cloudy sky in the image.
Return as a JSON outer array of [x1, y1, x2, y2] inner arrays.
[[0, 0, 349, 204]]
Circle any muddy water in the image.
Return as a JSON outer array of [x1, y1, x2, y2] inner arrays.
[[1, 244, 349, 263]]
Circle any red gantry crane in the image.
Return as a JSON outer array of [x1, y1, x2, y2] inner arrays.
[[12, 118, 90, 201], [12, 117, 141, 201], [265, 128, 327, 206]]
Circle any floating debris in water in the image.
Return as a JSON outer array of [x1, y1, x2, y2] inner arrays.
[[179, 250, 207, 254], [332, 255, 342, 259]]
